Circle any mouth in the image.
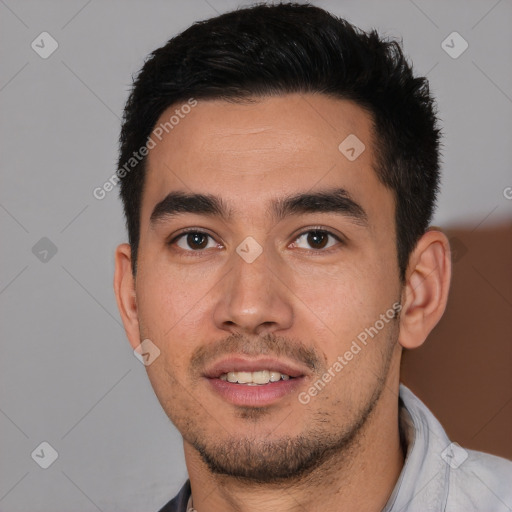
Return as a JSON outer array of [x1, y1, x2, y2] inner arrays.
[[203, 357, 307, 407]]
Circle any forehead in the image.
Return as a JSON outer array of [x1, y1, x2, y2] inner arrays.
[[142, 93, 392, 227]]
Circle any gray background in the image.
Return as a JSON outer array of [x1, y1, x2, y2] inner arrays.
[[1, 0, 511, 511]]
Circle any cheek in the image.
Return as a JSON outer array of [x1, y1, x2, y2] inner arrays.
[[292, 262, 397, 361], [291, 265, 375, 329], [135, 268, 214, 385], [137, 268, 207, 334]]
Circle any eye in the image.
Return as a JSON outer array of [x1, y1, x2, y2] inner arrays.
[[172, 231, 219, 251], [290, 229, 341, 251]]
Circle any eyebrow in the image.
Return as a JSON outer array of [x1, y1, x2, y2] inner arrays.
[[150, 187, 368, 228]]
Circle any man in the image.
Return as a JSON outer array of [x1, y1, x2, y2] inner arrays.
[[113, 3, 512, 511]]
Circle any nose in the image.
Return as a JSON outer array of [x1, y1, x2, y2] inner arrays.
[[212, 244, 294, 337]]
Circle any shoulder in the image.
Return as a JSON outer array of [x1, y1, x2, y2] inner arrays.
[[445, 449, 512, 511], [397, 385, 512, 511]]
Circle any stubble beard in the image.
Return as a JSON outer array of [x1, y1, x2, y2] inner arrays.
[[180, 322, 399, 484]]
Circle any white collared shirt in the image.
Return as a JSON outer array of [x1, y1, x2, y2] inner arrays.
[[384, 384, 512, 511]]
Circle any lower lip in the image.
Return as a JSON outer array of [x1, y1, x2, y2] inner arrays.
[[207, 377, 304, 407]]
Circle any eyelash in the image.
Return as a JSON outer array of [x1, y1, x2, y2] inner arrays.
[[168, 227, 344, 255]]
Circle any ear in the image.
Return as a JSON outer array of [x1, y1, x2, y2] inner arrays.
[[398, 229, 452, 349], [114, 243, 140, 351]]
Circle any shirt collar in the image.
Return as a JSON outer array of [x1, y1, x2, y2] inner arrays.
[[383, 383, 450, 511]]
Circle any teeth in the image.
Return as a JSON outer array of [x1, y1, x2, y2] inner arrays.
[[235, 371, 252, 384], [220, 370, 293, 385], [269, 371, 281, 382], [253, 370, 270, 384]]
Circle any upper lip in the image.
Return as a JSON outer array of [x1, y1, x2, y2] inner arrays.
[[203, 356, 309, 379]]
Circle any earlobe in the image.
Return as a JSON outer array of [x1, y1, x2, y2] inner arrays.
[[113, 243, 140, 350], [398, 229, 452, 350]]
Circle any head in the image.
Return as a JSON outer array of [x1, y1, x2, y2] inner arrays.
[[114, 2, 451, 482]]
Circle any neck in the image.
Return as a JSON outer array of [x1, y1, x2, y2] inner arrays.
[[184, 383, 405, 512]]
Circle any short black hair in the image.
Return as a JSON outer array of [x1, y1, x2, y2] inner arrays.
[[118, 2, 441, 281]]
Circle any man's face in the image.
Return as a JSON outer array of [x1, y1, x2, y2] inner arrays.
[[133, 94, 402, 480]]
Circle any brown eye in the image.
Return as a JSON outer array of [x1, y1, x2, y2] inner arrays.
[[306, 231, 329, 249], [291, 229, 340, 251], [173, 231, 216, 251], [186, 233, 208, 249]]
